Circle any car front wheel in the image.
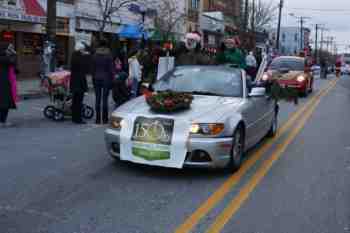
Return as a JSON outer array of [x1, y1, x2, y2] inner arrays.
[[226, 125, 245, 173], [267, 113, 278, 137]]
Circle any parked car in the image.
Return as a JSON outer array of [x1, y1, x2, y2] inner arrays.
[[105, 66, 278, 172], [261, 56, 314, 97]]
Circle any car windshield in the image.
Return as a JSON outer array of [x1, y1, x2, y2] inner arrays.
[[153, 66, 243, 97], [269, 58, 305, 71]]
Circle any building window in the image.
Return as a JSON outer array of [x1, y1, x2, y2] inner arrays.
[[190, 0, 200, 9]]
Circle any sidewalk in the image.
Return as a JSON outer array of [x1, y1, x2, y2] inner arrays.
[[18, 77, 94, 100]]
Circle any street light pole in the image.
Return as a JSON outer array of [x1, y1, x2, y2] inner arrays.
[[276, 0, 284, 51]]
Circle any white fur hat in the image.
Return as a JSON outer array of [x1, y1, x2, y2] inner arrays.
[[185, 33, 201, 42]]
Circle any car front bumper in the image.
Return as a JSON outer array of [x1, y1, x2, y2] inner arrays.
[[105, 128, 233, 169], [277, 80, 307, 92]]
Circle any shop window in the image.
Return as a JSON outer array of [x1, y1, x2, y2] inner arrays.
[[56, 18, 70, 34], [22, 33, 43, 55]]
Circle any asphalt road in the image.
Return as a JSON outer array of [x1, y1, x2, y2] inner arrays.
[[0, 75, 349, 233]]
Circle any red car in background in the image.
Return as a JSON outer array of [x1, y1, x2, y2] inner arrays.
[[261, 56, 314, 97]]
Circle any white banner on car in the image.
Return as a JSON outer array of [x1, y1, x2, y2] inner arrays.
[[119, 114, 190, 169]]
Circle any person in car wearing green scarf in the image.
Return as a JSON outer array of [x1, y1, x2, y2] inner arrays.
[[216, 38, 246, 69]]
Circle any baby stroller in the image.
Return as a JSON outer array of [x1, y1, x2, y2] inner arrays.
[[42, 70, 94, 121]]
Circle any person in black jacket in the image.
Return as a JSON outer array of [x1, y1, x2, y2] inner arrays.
[[70, 42, 89, 124], [92, 39, 114, 124], [0, 42, 17, 127]]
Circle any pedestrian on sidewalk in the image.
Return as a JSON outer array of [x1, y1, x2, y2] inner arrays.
[[70, 42, 89, 124], [128, 49, 142, 98], [92, 39, 114, 124], [0, 42, 17, 127]]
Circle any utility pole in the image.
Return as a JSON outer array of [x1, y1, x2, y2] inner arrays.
[[276, 0, 284, 51], [251, 0, 256, 32], [243, 0, 249, 32], [300, 18, 304, 51], [289, 14, 310, 53], [314, 24, 319, 63], [319, 26, 328, 62], [46, 0, 56, 72]]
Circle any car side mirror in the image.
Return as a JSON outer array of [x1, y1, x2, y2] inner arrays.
[[249, 87, 266, 98]]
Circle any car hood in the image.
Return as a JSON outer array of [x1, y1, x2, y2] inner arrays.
[[114, 95, 244, 122]]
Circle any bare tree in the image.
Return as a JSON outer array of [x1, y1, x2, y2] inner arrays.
[[96, 0, 137, 37], [152, 0, 186, 42], [247, 0, 278, 32]]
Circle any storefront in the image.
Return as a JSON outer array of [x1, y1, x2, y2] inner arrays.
[[0, 18, 70, 79], [0, 0, 73, 79]]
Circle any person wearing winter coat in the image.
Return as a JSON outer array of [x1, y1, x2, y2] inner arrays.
[[0, 42, 17, 127], [92, 39, 114, 124], [245, 51, 258, 80], [128, 50, 142, 98], [175, 33, 212, 66], [215, 38, 247, 69], [70, 42, 89, 124]]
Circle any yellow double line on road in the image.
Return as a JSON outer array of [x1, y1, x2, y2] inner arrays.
[[175, 79, 338, 233]]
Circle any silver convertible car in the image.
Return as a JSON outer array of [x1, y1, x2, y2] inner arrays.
[[105, 66, 278, 172]]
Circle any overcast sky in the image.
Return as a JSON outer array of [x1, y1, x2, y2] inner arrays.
[[269, 0, 349, 52]]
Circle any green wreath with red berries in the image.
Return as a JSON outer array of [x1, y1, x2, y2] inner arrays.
[[145, 91, 194, 113]]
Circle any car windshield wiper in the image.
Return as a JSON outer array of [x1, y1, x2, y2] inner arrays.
[[191, 91, 220, 96]]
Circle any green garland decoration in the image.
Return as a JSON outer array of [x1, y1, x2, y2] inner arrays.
[[146, 91, 194, 113]]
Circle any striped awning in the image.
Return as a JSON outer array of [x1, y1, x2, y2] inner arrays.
[[22, 0, 46, 17]]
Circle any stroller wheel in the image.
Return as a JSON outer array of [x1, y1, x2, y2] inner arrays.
[[43, 106, 55, 119], [82, 105, 94, 119], [53, 109, 65, 122]]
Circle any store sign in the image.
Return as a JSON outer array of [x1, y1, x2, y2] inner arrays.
[[0, 8, 46, 23]]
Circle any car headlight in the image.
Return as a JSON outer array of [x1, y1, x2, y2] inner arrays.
[[190, 123, 225, 135], [262, 73, 269, 81], [110, 116, 124, 130], [297, 75, 306, 82]]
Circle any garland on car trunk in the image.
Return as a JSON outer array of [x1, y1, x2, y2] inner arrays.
[[145, 91, 194, 113]]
